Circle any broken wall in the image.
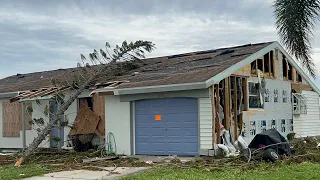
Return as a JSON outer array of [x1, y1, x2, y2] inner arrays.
[[242, 78, 293, 143]]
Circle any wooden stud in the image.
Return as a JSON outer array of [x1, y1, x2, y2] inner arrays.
[[215, 84, 221, 144], [268, 52, 272, 77], [255, 60, 258, 76], [292, 67, 297, 82], [233, 76, 238, 140], [262, 58, 265, 74], [243, 78, 249, 111], [224, 78, 230, 130], [211, 85, 216, 146]]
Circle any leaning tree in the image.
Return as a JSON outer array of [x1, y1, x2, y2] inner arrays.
[[14, 40, 155, 166]]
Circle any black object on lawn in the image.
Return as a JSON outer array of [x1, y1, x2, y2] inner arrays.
[[248, 129, 291, 156]]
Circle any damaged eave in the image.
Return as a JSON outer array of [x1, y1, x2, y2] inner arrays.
[[276, 42, 320, 95], [205, 42, 279, 87]]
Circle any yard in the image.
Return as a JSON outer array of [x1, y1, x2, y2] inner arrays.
[[123, 162, 320, 180], [1, 161, 320, 180]]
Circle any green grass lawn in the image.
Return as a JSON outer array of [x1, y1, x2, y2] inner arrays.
[[123, 162, 320, 180], [0, 164, 52, 180]]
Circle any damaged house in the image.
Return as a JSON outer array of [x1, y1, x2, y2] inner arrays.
[[0, 41, 319, 156]]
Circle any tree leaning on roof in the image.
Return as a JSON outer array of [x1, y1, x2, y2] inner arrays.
[[14, 40, 155, 167], [274, 0, 320, 78]]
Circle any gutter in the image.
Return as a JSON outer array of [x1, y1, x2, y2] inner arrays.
[[115, 82, 206, 95]]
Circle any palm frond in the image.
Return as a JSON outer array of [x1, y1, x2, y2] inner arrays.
[[274, 0, 320, 78]]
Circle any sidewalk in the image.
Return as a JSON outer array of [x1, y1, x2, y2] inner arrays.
[[22, 167, 150, 180]]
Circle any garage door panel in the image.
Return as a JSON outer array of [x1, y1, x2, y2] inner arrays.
[[135, 98, 198, 155]]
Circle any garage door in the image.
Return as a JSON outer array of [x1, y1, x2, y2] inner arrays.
[[135, 98, 198, 155]]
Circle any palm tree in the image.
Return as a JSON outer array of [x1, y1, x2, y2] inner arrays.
[[274, 0, 320, 78]]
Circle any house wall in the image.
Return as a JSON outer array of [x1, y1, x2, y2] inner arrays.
[[242, 77, 293, 143], [105, 95, 131, 155], [0, 92, 78, 149], [0, 98, 50, 148], [293, 90, 320, 137], [105, 90, 214, 155]]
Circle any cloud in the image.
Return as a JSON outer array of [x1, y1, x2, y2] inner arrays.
[[0, 0, 319, 85]]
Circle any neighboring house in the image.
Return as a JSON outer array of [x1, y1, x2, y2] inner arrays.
[[0, 69, 108, 149], [0, 41, 319, 156]]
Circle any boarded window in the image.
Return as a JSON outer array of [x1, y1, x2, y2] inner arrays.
[[2, 101, 21, 137], [93, 94, 105, 137]]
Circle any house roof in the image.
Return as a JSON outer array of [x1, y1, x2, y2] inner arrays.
[[6, 41, 319, 97], [0, 42, 273, 96], [112, 42, 273, 89]]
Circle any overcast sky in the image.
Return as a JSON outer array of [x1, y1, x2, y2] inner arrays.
[[1, 0, 320, 83]]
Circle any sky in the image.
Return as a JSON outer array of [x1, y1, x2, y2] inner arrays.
[[1, 0, 320, 84]]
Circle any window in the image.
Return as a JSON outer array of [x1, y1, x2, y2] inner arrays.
[[248, 82, 263, 108], [292, 93, 307, 114]]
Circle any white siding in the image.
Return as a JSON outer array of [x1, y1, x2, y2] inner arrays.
[[105, 96, 131, 155], [293, 90, 320, 137], [199, 98, 212, 150]]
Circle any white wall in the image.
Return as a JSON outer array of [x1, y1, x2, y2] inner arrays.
[[105, 95, 131, 155], [293, 90, 320, 137], [63, 92, 78, 148], [199, 98, 212, 152]]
